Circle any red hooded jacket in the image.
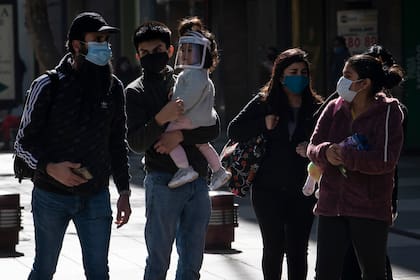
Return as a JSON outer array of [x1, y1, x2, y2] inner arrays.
[[307, 93, 404, 224]]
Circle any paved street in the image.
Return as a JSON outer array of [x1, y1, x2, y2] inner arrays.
[[0, 151, 419, 279]]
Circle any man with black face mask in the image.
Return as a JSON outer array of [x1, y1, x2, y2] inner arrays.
[[14, 12, 131, 279], [125, 21, 220, 279]]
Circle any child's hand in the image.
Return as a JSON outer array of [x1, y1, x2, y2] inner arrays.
[[155, 98, 184, 125]]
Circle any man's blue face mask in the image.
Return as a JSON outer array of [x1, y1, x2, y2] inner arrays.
[[82, 41, 112, 66], [282, 75, 309, 95]]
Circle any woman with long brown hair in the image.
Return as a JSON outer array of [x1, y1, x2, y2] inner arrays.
[[228, 48, 322, 279], [308, 54, 404, 279]]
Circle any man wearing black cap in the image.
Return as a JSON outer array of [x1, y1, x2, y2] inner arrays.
[[14, 11, 131, 279]]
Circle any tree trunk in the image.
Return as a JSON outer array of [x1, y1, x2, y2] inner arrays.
[[24, 0, 61, 73]]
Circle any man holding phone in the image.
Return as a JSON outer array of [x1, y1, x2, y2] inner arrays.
[[14, 12, 131, 279]]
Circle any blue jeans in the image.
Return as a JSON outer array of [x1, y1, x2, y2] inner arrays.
[[143, 171, 211, 280], [28, 187, 112, 280]]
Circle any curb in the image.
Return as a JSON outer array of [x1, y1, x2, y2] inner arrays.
[[389, 227, 420, 240]]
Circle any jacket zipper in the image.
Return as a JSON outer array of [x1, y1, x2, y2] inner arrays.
[[337, 115, 354, 216]]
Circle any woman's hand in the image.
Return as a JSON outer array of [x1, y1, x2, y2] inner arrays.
[[326, 144, 343, 166], [265, 114, 279, 130], [296, 141, 309, 158]]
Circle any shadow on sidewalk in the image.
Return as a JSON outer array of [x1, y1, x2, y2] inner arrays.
[[0, 250, 24, 258]]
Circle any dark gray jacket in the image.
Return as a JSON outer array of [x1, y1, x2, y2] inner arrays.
[[125, 66, 220, 177]]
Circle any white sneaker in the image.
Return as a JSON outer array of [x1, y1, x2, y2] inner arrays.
[[209, 167, 232, 190], [168, 166, 199, 188]]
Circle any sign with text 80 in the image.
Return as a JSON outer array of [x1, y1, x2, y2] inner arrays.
[[346, 35, 377, 54]]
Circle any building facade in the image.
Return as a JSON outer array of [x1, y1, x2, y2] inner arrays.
[[2, 0, 419, 151]]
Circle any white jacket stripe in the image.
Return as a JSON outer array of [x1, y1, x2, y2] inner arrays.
[[15, 74, 52, 169], [384, 104, 391, 163]]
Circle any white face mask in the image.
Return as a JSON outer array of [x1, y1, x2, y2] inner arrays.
[[336, 76, 362, 103]]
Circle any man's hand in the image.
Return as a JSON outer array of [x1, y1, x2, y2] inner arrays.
[[115, 194, 131, 228], [46, 162, 88, 187], [155, 98, 184, 126], [154, 130, 184, 154]]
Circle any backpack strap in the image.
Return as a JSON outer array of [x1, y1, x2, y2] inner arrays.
[[45, 69, 59, 93], [22, 69, 59, 104]]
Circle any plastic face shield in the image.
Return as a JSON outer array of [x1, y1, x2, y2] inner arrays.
[[175, 31, 210, 69]]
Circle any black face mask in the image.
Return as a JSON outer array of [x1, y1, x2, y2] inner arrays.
[[140, 52, 169, 74]]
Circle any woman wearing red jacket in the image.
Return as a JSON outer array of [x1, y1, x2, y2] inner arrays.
[[308, 54, 405, 279]]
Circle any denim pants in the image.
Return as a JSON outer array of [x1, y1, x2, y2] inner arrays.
[[143, 171, 211, 280], [28, 187, 112, 280]]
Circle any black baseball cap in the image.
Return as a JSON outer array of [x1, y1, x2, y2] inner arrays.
[[67, 12, 119, 42]]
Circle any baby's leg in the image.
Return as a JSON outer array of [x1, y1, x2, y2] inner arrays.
[[166, 116, 193, 168], [196, 143, 221, 172], [166, 117, 198, 188], [197, 143, 231, 190], [170, 146, 189, 169]]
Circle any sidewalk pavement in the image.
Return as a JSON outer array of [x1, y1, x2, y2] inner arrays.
[[0, 151, 419, 280]]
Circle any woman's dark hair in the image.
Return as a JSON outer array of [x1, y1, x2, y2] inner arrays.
[[362, 44, 405, 94], [177, 16, 219, 72], [260, 48, 322, 117], [364, 44, 395, 68], [346, 54, 404, 96]]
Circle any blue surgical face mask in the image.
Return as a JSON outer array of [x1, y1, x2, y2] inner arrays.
[[282, 75, 309, 95], [83, 41, 112, 66]]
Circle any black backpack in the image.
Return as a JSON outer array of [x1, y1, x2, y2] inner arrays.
[[13, 70, 59, 183]]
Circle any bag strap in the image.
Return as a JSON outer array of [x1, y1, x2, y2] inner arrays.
[[22, 69, 59, 105], [313, 92, 338, 119], [45, 69, 59, 94]]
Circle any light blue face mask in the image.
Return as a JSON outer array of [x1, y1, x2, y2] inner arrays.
[[83, 41, 112, 66], [283, 75, 309, 95]]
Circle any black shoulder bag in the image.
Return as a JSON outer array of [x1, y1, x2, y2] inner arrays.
[[220, 134, 266, 197]]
